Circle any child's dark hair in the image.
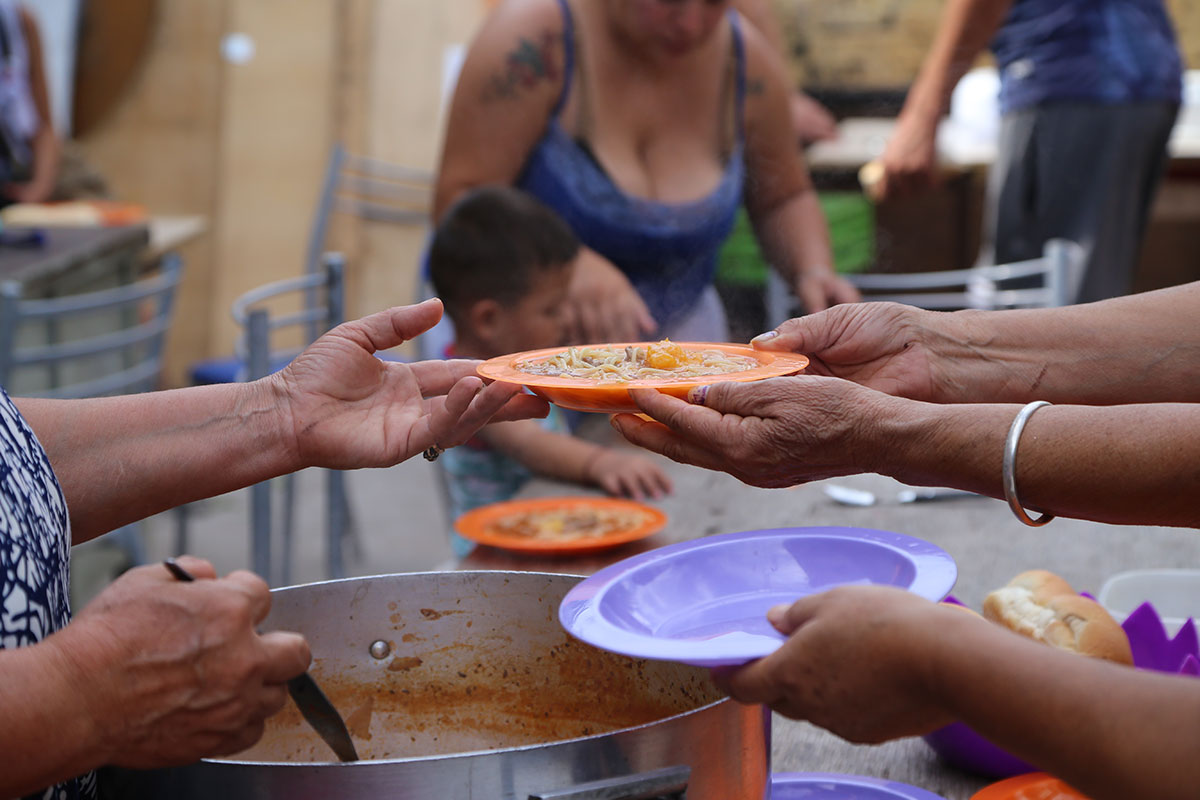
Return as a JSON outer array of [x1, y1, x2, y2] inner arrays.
[[430, 186, 579, 320]]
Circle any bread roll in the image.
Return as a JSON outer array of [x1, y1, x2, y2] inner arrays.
[[983, 569, 1133, 665]]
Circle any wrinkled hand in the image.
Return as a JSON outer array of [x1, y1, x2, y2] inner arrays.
[[712, 585, 955, 743], [753, 302, 944, 401], [273, 298, 549, 469], [585, 448, 674, 501], [877, 114, 939, 201], [794, 270, 861, 314], [564, 249, 657, 343], [791, 92, 839, 145], [57, 556, 310, 767], [611, 375, 892, 488]]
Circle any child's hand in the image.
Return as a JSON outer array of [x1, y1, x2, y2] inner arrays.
[[585, 449, 673, 501]]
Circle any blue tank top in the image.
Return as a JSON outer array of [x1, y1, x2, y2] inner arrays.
[[517, 0, 746, 333], [991, 0, 1182, 114]]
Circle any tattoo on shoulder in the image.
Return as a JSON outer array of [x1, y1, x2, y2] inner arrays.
[[746, 78, 766, 97], [481, 31, 562, 103]]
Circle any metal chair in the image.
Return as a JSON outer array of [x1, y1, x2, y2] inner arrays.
[[0, 254, 184, 398], [190, 142, 431, 386], [0, 254, 185, 571], [232, 252, 349, 586], [765, 238, 1084, 326]]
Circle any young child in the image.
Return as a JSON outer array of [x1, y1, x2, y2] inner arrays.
[[430, 186, 673, 555]]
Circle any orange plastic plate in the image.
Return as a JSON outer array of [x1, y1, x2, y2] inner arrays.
[[970, 773, 1092, 800], [454, 496, 668, 555], [477, 342, 810, 414]]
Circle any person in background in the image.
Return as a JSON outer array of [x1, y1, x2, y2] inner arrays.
[[0, 0, 60, 204], [434, 0, 859, 349], [0, 300, 546, 799], [430, 186, 672, 556], [877, 0, 1182, 303], [610, 284, 1200, 800]]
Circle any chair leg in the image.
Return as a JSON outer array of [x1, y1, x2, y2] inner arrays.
[[251, 481, 272, 582], [281, 473, 296, 587], [326, 469, 347, 579], [173, 503, 190, 555]]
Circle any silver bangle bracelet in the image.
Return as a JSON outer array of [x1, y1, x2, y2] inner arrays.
[[1003, 400, 1055, 527]]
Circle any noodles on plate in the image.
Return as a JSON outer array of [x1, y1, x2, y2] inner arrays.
[[515, 340, 759, 383], [490, 506, 654, 541]]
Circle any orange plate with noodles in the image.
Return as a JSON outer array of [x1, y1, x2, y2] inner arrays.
[[477, 341, 810, 414], [455, 497, 668, 555]]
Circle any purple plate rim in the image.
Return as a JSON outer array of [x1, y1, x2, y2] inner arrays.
[[559, 526, 958, 666], [770, 771, 948, 800]]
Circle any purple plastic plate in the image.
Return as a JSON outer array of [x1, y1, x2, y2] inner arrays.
[[923, 598, 1200, 777], [771, 772, 947, 800], [558, 526, 958, 667]]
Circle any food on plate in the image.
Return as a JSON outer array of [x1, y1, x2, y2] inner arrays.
[[489, 504, 655, 542], [983, 569, 1133, 664], [515, 340, 760, 383]]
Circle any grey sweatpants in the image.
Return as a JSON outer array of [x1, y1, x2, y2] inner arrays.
[[981, 101, 1178, 303]]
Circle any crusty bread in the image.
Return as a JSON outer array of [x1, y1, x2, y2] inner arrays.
[[983, 569, 1133, 665]]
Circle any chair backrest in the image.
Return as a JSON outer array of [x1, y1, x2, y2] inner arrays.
[[304, 143, 432, 340], [0, 254, 184, 398], [233, 251, 346, 381], [764, 239, 1084, 327], [844, 239, 1085, 311]]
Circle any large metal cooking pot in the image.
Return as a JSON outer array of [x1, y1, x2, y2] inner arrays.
[[107, 571, 769, 799]]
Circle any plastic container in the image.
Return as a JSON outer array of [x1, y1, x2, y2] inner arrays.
[[1097, 568, 1200, 636]]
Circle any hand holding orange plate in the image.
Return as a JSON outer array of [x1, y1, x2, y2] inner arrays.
[[477, 342, 810, 414], [455, 497, 667, 555]]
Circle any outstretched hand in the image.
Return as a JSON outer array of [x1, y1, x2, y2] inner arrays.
[[710, 585, 958, 743], [274, 298, 549, 470]]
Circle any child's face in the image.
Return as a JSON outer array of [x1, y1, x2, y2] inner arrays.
[[495, 264, 572, 353]]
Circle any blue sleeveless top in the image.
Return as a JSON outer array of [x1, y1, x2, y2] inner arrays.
[[991, 0, 1182, 114], [517, 0, 746, 332]]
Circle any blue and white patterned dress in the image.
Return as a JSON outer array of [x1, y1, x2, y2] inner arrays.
[[1, 387, 96, 799]]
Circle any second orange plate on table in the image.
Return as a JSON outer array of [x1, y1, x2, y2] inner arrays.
[[477, 342, 810, 414], [455, 497, 668, 555]]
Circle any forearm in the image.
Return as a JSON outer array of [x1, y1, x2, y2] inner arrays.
[[0, 636, 106, 796], [16, 380, 297, 542], [925, 611, 1200, 800], [752, 189, 836, 287], [483, 422, 602, 486], [901, 0, 1013, 128], [921, 283, 1200, 404], [870, 397, 1200, 527]]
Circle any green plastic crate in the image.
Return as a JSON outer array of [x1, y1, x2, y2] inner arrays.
[[717, 192, 875, 288]]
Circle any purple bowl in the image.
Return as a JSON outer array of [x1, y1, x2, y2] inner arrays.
[[559, 526, 958, 667], [923, 598, 1199, 777], [770, 771, 947, 800]]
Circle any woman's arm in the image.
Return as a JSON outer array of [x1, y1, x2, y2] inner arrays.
[[754, 283, 1200, 405], [614, 375, 1200, 527], [878, 0, 1013, 198], [729, 0, 837, 143], [737, 19, 859, 313], [718, 586, 1200, 800], [433, 0, 566, 219], [16, 301, 546, 543], [9, 7, 60, 203]]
